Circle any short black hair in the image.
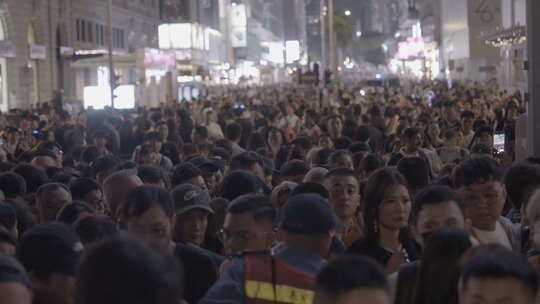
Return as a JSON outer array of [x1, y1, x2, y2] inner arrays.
[[291, 182, 330, 199], [170, 163, 201, 188], [230, 152, 262, 172], [75, 215, 117, 245], [91, 156, 119, 177], [325, 167, 358, 181], [225, 122, 242, 141], [227, 195, 276, 224], [460, 246, 539, 300], [138, 166, 166, 185], [218, 171, 265, 201], [452, 157, 503, 188], [33, 149, 59, 161], [76, 234, 183, 304], [403, 127, 420, 138], [504, 163, 540, 209], [13, 164, 49, 194], [194, 126, 208, 140], [280, 159, 310, 177], [328, 150, 353, 168], [82, 146, 100, 164], [70, 178, 101, 201], [56, 201, 95, 225], [349, 142, 371, 154], [143, 131, 161, 142], [122, 185, 175, 219], [360, 153, 384, 175], [0, 203, 17, 232], [461, 110, 475, 119], [355, 126, 371, 142], [411, 185, 465, 223], [0, 172, 27, 198], [334, 137, 352, 150], [316, 255, 388, 296], [397, 157, 430, 190]]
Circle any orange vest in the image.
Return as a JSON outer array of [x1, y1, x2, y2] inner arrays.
[[243, 252, 316, 304]]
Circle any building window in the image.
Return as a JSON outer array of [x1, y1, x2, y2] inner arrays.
[[112, 28, 125, 49]]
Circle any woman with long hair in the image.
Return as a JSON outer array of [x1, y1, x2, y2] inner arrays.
[[347, 167, 419, 273]]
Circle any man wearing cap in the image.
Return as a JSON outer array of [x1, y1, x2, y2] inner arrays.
[[188, 155, 222, 196], [18, 222, 83, 304], [201, 194, 338, 304]]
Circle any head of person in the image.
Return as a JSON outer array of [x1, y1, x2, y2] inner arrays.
[[170, 163, 207, 190], [270, 181, 297, 209], [122, 185, 176, 249], [90, 156, 119, 185], [56, 201, 95, 226], [289, 137, 312, 161], [327, 115, 343, 138], [103, 170, 143, 219], [31, 150, 61, 169], [192, 125, 209, 143], [458, 246, 539, 304], [328, 150, 354, 170], [359, 153, 384, 179], [461, 111, 475, 131], [6, 127, 21, 145], [279, 194, 339, 258], [222, 194, 276, 255], [426, 122, 441, 140], [355, 126, 371, 144], [93, 130, 109, 149], [324, 168, 360, 222], [37, 141, 63, 163], [69, 178, 105, 214], [443, 101, 458, 122], [170, 184, 213, 246], [304, 167, 329, 184], [0, 255, 32, 304], [36, 183, 72, 223], [452, 158, 505, 231], [13, 164, 49, 194], [155, 121, 169, 142], [363, 168, 411, 241], [397, 157, 430, 198], [414, 227, 473, 304], [504, 162, 540, 213], [138, 144, 159, 166], [75, 235, 183, 304], [402, 128, 422, 153], [218, 171, 266, 201], [0, 172, 27, 200], [266, 127, 284, 147], [225, 122, 242, 143], [470, 143, 493, 159], [291, 182, 330, 200], [18, 222, 83, 304], [443, 129, 460, 147], [315, 255, 390, 304], [188, 156, 221, 193], [74, 215, 117, 247], [280, 159, 310, 184], [230, 151, 265, 181], [137, 165, 167, 188], [525, 188, 540, 251], [319, 134, 334, 149], [411, 185, 466, 248], [472, 126, 494, 148], [143, 131, 162, 154]]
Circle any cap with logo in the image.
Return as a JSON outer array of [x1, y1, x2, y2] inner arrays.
[[280, 194, 340, 235], [18, 222, 83, 276], [171, 184, 214, 215]]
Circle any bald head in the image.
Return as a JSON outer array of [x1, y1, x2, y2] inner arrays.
[[103, 170, 143, 218]]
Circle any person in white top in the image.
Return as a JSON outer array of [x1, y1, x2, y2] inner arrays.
[[453, 157, 521, 252]]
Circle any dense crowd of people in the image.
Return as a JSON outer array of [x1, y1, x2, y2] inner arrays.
[[0, 78, 538, 304]]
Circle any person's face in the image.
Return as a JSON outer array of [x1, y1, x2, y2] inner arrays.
[[333, 155, 354, 170], [249, 163, 266, 182], [455, 132, 464, 146], [320, 136, 333, 149], [126, 203, 175, 248], [175, 209, 209, 245], [328, 118, 343, 137], [404, 134, 422, 151], [459, 181, 506, 231], [315, 288, 390, 304], [324, 175, 360, 221], [37, 188, 72, 222], [141, 152, 159, 165], [0, 282, 32, 304], [378, 185, 411, 231], [0, 241, 15, 255], [223, 212, 274, 256], [459, 277, 532, 304], [84, 190, 105, 214], [414, 200, 465, 248], [186, 176, 209, 193], [479, 132, 493, 147], [7, 131, 20, 144], [158, 124, 169, 141], [268, 130, 282, 146], [201, 169, 217, 194], [428, 124, 440, 138], [96, 137, 107, 148], [444, 107, 457, 122], [146, 140, 162, 153], [462, 117, 474, 130]]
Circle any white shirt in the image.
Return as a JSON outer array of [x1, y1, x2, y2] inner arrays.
[[473, 221, 512, 250]]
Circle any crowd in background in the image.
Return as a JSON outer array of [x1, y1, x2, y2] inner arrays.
[[0, 78, 537, 304]]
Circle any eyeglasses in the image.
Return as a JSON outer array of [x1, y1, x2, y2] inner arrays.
[[217, 229, 273, 242]]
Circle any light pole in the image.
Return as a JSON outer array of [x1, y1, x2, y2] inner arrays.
[[320, 0, 326, 75], [328, 0, 335, 73], [107, 0, 116, 108]]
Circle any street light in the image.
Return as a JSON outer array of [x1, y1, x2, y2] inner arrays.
[[356, 31, 362, 37], [345, 10, 351, 16]]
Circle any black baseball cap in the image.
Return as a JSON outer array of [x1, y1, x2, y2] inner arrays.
[[280, 194, 340, 235], [18, 222, 83, 276], [171, 184, 214, 215], [188, 155, 220, 172]]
